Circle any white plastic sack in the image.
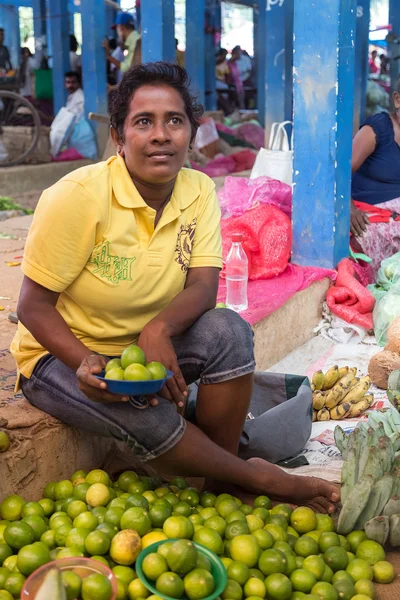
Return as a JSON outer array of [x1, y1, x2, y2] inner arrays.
[[50, 107, 76, 157], [195, 119, 219, 150], [68, 116, 97, 160], [250, 121, 293, 185]]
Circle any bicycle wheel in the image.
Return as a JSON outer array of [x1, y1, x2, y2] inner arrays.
[[0, 90, 41, 167]]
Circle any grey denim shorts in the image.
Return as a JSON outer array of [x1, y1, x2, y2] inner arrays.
[[20, 309, 255, 461]]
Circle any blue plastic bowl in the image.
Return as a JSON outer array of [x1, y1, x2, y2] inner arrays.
[[136, 539, 227, 600], [95, 370, 173, 396]]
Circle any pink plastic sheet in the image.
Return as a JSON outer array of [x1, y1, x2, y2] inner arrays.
[[218, 175, 292, 218], [217, 264, 335, 326]]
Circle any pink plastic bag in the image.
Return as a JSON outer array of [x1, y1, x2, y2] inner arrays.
[[221, 204, 292, 280], [191, 155, 235, 177], [218, 175, 292, 219]]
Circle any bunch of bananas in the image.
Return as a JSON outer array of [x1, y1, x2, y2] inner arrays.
[[311, 366, 374, 422]]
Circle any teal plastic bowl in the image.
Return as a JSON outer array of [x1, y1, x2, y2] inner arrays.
[[136, 539, 227, 600]]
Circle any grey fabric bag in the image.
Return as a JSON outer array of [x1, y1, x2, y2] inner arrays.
[[238, 371, 313, 464], [186, 371, 312, 465]]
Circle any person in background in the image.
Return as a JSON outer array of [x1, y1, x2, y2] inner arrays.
[[65, 71, 84, 118], [175, 38, 185, 68], [69, 35, 81, 74], [380, 53, 389, 76], [0, 28, 12, 73], [237, 47, 252, 85], [216, 48, 233, 115], [19, 47, 35, 99], [103, 13, 141, 75], [351, 80, 400, 278], [109, 38, 124, 85], [229, 46, 245, 109], [369, 49, 379, 74]]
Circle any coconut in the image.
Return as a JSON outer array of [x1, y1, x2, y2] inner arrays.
[[386, 316, 400, 354], [368, 350, 400, 389]]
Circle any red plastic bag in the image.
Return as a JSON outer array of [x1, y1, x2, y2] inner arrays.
[[221, 205, 292, 280], [230, 150, 257, 173], [326, 258, 375, 330]]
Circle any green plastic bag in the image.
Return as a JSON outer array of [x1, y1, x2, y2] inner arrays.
[[373, 280, 400, 346], [376, 252, 400, 291]]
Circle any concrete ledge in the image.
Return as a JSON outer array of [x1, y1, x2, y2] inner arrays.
[[253, 278, 331, 371], [0, 160, 93, 197]]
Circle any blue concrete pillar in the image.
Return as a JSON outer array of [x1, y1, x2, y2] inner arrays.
[[81, 0, 107, 119], [0, 5, 20, 70], [292, 0, 357, 269], [354, 0, 370, 132], [389, 0, 400, 91], [284, 0, 294, 122], [105, 5, 117, 39], [141, 0, 175, 63], [205, 0, 219, 110], [255, 0, 292, 134], [186, 0, 205, 106], [48, 0, 70, 113], [32, 0, 46, 64]]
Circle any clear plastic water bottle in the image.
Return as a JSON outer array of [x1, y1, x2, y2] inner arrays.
[[226, 233, 248, 312]]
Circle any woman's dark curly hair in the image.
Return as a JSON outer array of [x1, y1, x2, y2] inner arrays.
[[109, 62, 204, 142]]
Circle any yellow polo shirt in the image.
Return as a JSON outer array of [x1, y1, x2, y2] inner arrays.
[[10, 155, 222, 379]]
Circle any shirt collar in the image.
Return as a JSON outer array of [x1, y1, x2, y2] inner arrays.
[[109, 154, 199, 212]]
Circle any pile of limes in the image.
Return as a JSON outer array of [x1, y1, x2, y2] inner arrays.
[[0, 468, 396, 600], [104, 345, 168, 382]]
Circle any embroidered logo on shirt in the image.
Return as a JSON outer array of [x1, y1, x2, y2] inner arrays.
[[175, 219, 197, 272], [89, 241, 136, 284]]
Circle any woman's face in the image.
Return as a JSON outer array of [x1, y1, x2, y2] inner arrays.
[[113, 84, 192, 185]]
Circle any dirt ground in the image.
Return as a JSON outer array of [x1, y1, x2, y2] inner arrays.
[[0, 214, 32, 348]]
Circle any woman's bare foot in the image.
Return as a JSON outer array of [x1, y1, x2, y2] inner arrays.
[[247, 457, 340, 513]]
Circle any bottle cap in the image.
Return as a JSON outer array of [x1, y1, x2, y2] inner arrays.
[[232, 233, 243, 243]]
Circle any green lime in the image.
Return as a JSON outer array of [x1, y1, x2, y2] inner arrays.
[[0, 496, 25, 522], [346, 531, 367, 554], [173, 502, 192, 518], [333, 578, 356, 600], [324, 547, 349, 572], [354, 579, 375, 598], [22, 515, 47, 541], [81, 572, 112, 600], [331, 571, 354, 585], [54, 480, 74, 500], [62, 570, 82, 600], [167, 539, 198, 575], [227, 560, 250, 585], [156, 571, 184, 598], [179, 489, 200, 508], [294, 536, 319, 558], [264, 573, 292, 600], [4, 521, 34, 549], [311, 581, 339, 600], [258, 549, 287, 576], [112, 565, 136, 587], [21, 502, 45, 520], [225, 520, 250, 540], [290, 508, 317, 535], [4, 572, 26, 598], [183, 568, 214, 600], [252, 508, 270, 523], [254, 496, 272, 510], [229, 534, 260, 567], [204, 516, 226, 537], [73, 511, 98, 531], [243, 576, 266, 598], [221, 578, 243, 600], [120, 508, 151, 536], [38, 498, 55, 518], [319, 533, 341, 553], [264, 524, 288, 543], [290, 569, 317, 593], [142, 552, 169, 581], [200, 493, 217, 508], [40, 529, 56, 550], [193, 527, 223, 555], [252, 528, 274, 550], [85, 530, 111, 555], [163, 516, 194, 540], [355, 541, 385, 566], [17, 543, 50, 576]]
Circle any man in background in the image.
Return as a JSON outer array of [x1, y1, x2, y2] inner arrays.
[[103, 13, 141, 74], [0, 28, 12, 73], [65, 71, 84, 117]]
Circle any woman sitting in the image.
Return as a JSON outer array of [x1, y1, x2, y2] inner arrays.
[[351, 83, 400, 278], [11, 62, 338, 511]]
